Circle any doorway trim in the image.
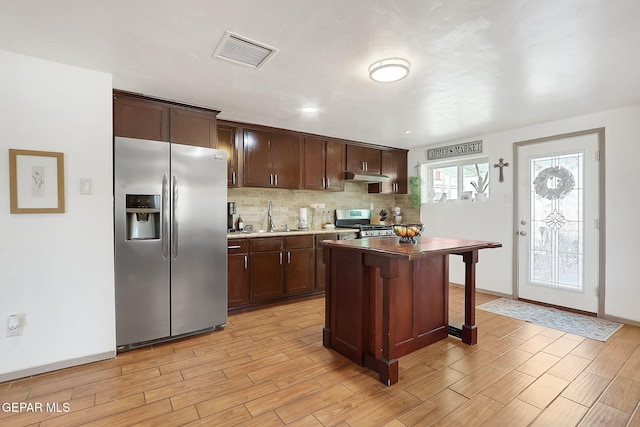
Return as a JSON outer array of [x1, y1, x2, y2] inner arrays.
[[512, 127, 606, 317]]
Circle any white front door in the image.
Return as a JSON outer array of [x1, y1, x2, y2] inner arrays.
[[516, 131, 601, 313]]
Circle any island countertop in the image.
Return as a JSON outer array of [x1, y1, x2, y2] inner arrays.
[[319, 236, 502, 259]]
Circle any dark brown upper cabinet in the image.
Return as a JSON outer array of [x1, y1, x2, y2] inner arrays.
[[369, 149, 408, 194], [113, 90, 219, 148], [114, 96, 169, 142], [346, 144, 381, 175], [244, 129, 301, 189], [169, 108, 217, 148], [217, 124, 240, 187], [304, 138, 345, 191]]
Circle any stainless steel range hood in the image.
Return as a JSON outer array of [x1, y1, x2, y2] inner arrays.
[[344, 171, 390, 183]]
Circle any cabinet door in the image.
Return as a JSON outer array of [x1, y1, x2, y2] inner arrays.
[[170, 108, 217, 148], [286, 248, 315, 294], [304, 138, 326, 190], [362, 147, 381, 174], [393, 150, 408, 194], [250, 251, 284, 301], [325, 141, 345, 191], [273, 133, 302, 189], [114, 96, 169, 141], [218, 125, 239, 187], [244, 129, 273, 187], [346, 145, 365, 173], [228, 253, 249, 307]]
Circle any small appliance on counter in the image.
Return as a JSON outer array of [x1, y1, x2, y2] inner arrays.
[[392, 206, 402, 224], [227, 202, 236, 232]]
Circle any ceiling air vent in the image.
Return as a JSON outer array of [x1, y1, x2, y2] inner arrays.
[[213, 31, 278, 69]]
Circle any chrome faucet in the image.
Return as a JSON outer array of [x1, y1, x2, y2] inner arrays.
[[267, 200, 275, 231]]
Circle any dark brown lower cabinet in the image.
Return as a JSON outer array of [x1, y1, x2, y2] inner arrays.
[[285, 235, 315, 295], [228, 232, 356, 311], [227, 240, 249, 307], [249, 237, 284, 302]]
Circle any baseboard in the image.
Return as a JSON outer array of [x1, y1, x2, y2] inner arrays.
[[0, 351, 115, 383], [604, 314, 640, 328], [449, 282, 514, 299], [450, 281, 640, 328]]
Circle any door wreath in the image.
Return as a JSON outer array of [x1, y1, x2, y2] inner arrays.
[[533, 166, 575, 200]]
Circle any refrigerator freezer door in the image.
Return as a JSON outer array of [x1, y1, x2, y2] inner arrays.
[[114, 137, 171, 346], [170, 144, 228, 336]]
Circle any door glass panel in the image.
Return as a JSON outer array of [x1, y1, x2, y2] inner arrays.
[[529, 152, 584, 291]]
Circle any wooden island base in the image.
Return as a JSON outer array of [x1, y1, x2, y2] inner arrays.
[[320, 237, 501, 386]]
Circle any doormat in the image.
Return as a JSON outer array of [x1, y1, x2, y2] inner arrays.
[[477, 298, 623, 342]]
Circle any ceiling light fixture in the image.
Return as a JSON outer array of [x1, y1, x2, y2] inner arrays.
[[302, 106, 318, 113], [368, 57, 411, 83]]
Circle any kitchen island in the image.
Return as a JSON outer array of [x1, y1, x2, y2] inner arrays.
[[320, 236, 501, 386]]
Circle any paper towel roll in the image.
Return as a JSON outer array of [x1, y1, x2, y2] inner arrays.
[[299, 208, 308, 228]]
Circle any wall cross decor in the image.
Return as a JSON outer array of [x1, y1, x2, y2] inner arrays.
[[493, 158, 509, 183]]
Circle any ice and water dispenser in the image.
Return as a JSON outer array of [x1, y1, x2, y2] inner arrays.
[[125, 194, 161, 240]]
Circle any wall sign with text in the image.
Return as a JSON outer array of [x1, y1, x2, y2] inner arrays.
[[426, 140, 483, 160]]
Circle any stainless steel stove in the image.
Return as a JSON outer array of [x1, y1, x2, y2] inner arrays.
[[335, 209, 395, 238]]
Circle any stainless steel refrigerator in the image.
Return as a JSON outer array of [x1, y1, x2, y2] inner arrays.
[[114, 137, 227, 350]]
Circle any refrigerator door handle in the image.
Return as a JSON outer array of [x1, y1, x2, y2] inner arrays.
[[172, 175, 179, 260], [162, 174, 169, 260]]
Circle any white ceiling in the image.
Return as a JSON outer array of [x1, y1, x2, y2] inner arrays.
[[1, 0, 639, 149]]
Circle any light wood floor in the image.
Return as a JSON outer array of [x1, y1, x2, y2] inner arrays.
[[3, 286, 640, 426]]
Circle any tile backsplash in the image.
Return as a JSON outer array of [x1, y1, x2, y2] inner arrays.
[[229, 182, 419, 230]]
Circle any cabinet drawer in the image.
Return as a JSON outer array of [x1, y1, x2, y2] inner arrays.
[[227, 239, 248, 254], [285, 235, 314, 249], [250, 237, 283, 252]]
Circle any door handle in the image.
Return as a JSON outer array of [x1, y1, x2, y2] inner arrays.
[[326, 178, 330, 189], [172, 175, 178, 259], [269, 174, 273, 186], [161, 174, 169, 260], [274, 174, 278, 186], [519, 231, 527, 236], [280, 252, 283, 264], [244, 255, 248, 270], [228, 245, 241, 250], [322, 177, 326, 189], [287, 251, 291, 264], [232, 171, 236, 185]]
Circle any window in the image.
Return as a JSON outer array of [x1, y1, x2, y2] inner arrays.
[[420, 157, 490, 202]]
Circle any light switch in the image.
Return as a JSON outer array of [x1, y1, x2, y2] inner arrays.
[[80, 178, 93, 195]]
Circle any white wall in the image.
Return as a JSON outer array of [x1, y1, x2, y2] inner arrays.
[[409, 104, 640, 323], [0, 50, 115, 380]]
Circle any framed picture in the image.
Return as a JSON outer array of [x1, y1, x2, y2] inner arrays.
[[460, 191, 472, 200], [9, 149, 65, 214]]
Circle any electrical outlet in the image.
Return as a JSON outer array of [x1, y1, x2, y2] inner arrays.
[[7, 313, 26, 337]]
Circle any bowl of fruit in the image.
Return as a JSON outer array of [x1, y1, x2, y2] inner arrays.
[[392, 224, 424, 243]]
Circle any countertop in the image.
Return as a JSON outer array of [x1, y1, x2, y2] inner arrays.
[[319, 236, 502, 260], [227, 227, 357, 239]]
